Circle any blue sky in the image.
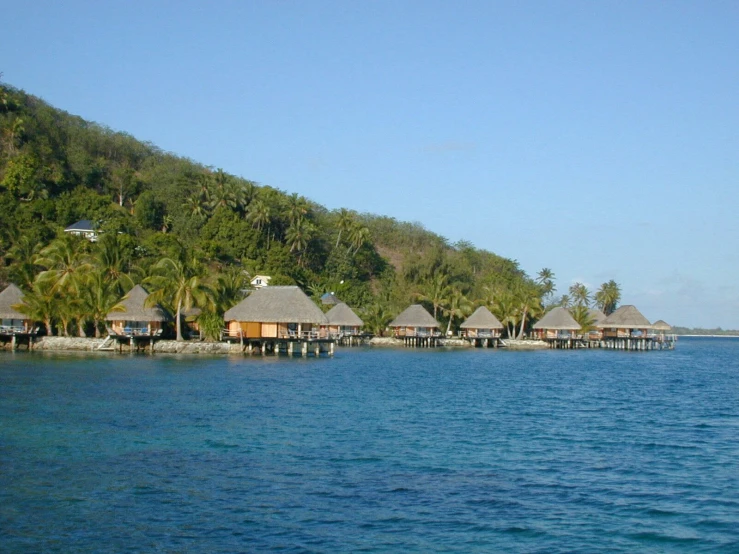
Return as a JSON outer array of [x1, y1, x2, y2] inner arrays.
[[2, 1, 738, 328]]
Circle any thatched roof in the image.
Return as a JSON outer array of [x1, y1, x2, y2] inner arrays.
[[106, 285, 171, 322], [652, 319, 672, 331], [460, 306, 503, 329], [532, 307, 580, 330], [588, 308, 607, 325], [325, 303, 364, 326], [389, 304, 439, 328], [598, 305, 652, 329], [0, 284, 28, 320], [223, 286, 328, 324]]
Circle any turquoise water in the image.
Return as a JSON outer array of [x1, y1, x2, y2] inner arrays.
[[1, 338, 738, 552]]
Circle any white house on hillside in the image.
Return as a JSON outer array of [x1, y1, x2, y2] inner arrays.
[[250, 275, 271, 288]]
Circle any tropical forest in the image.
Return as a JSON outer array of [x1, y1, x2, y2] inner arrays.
[[0, 81, 622, 340]]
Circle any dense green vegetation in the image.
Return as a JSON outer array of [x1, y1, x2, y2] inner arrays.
[[0, 82, 621, 340]]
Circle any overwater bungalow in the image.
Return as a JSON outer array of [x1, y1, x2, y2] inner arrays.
[[532, 307, 581, 348], [597, 305, 671, 350], [223, 286, 333, 355], [460, 306, 504, 347], [0, 284, 36, 350], [104, 285, 170, 351], [323, 302, 366, 345], [650, 319, 677, 348], [598, 305, 651, 338], [389, 304, 441, 347]]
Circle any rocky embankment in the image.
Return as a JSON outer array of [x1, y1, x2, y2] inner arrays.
[[3, 336, 550, 353], [28, 336, 236, 354], [502, 339, 549, 350]]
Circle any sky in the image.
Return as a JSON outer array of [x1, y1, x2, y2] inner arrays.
[[2, 0, 738, 328]]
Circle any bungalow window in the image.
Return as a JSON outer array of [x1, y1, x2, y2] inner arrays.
[[124, 321, 149, 334], [2, 319, 24, 331]]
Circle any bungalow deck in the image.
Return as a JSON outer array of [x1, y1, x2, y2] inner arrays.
[[396, 333, 442, 348], [106, 329, 165, 353], [541, 334, 677, 350], [223, 330, 336, 357], [463, 334, 504, 348], [0, 327, 37, 350]]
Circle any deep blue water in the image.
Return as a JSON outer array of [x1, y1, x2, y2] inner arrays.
[[1, 338, 738, 553]]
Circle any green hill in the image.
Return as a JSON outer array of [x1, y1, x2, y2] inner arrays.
[[0, 81, 537, 338]]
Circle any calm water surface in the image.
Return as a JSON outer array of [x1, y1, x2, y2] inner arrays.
[[1, 338, 738, 552]]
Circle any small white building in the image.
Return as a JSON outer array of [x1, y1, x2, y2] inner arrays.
[[64, 219, 98, 242], [250, 275, 271, 289]]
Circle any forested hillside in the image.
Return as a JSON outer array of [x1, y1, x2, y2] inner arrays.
[[0, 81, 552, 338]]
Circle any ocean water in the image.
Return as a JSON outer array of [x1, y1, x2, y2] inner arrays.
[[1, 338, 738, 553]]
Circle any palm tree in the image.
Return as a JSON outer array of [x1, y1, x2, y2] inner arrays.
[[77, 269, 126, 337], [286, 218, 315, 264], [183, 194, 209, 220], [14, 279, 57, 335], [6, 234, 41, 289], [95, 233, 134, 297], [335, 208, 354, 248], [490, 289, 519, 339], [571, 304, 595, 333], [361, 302, 393, 337], [286, 193, 309, 226], [34, 235, 92, 295], [442, 289, 473, 336], [559, 294, 571, 308], [347, 223, 370, 255], [569, 282, 591, 308], [594, 280, 621, 315], [208, 169, 238, 211], [236, 181, 257, 213], [515, 283, 543, 339], [213, 267, 249, 312], [145, 257, 213, 341], [247, 199, 271, 236], [536, 268, 556, 298], [416, 271, 451, 320]]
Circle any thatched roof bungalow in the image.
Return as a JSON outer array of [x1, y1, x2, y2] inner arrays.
[[532, 307, 580, 339], [0, 284, 32, 333], [597, 305, 652, 338], [223, 286, 328, 339], [105, 284, 171, 336], [388, 304, 440, 337], [323, 302, 364, 337], [652, 320, 672, 331], [460, 306, 504, 338]]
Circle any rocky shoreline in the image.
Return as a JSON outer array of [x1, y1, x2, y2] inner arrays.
[[2, 336, 549, 353]]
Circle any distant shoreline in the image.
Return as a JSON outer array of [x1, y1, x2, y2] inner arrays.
[[677, 334, 739, 338]]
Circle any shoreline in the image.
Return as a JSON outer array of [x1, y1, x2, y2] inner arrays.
[[1, 336, 551, 354]]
